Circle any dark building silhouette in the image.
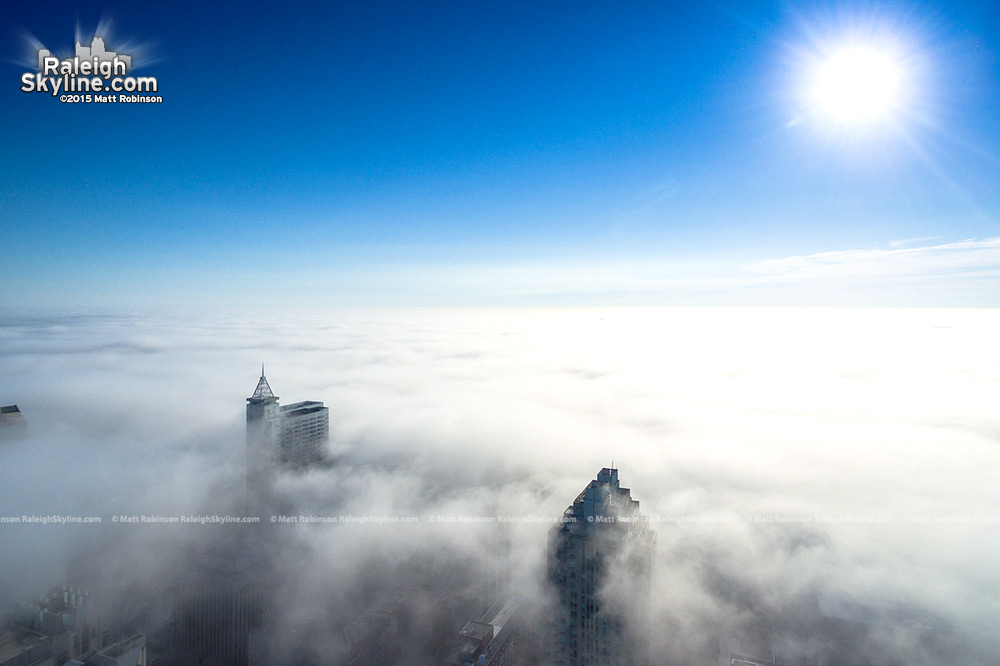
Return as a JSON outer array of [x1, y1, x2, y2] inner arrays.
[[548, 468, 655, 666]]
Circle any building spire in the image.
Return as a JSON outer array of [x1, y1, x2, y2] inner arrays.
[[250, 366, 275, 400]]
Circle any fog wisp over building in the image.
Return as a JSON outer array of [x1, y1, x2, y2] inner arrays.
[[548, 468, 655, 666]]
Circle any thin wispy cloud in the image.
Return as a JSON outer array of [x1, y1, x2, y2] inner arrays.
[[887, 236, 944, 248], [751, 236, 1000, 279]]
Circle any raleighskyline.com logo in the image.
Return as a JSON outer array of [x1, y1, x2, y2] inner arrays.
[[20, 34, 161, 104]]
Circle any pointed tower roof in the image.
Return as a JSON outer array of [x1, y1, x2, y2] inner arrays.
[[249, 366, 276, 401]]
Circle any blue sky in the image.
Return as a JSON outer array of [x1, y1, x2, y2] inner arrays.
[[2, 0, 998, 307]]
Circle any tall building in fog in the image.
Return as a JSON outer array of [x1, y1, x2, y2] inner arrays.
[[170, 539, 270, 666], [246, 370, 281, 494], [548, 468, 655, 666], [278, 401, 329, 466], [246, 368, 329, 472]]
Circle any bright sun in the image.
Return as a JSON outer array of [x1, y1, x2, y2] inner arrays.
[[809, 46, 902, 123]]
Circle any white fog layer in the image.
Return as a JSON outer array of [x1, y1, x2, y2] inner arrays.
[[1, 306, 997, 664]]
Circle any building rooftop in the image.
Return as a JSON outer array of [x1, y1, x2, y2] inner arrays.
[[483, 595, 520, 633], [554, 467, 653, 544], [280, 401, 326, 416], [64, 633, 145, 666], [0, 404, 26, 434], [443, 596, 526, 666], [459, 620, 493, 642], [565, 468, 638, 517], [0, 627, 50, 663]]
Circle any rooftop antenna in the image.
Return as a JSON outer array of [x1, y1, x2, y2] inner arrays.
[[261, 363, 265, 378]]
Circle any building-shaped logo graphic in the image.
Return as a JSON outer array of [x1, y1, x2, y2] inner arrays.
[[37, 37, 132, 72]]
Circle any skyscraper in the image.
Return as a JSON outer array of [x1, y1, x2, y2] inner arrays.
[[246, 368, 329, 474], [278, 401, 329, 467], [548, 468, 655, 666], [246, 369, 281, 494], [170, 538, 269, 666]]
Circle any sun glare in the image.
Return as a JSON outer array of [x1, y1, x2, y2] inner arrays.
[[809, 46, 903, 123]]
